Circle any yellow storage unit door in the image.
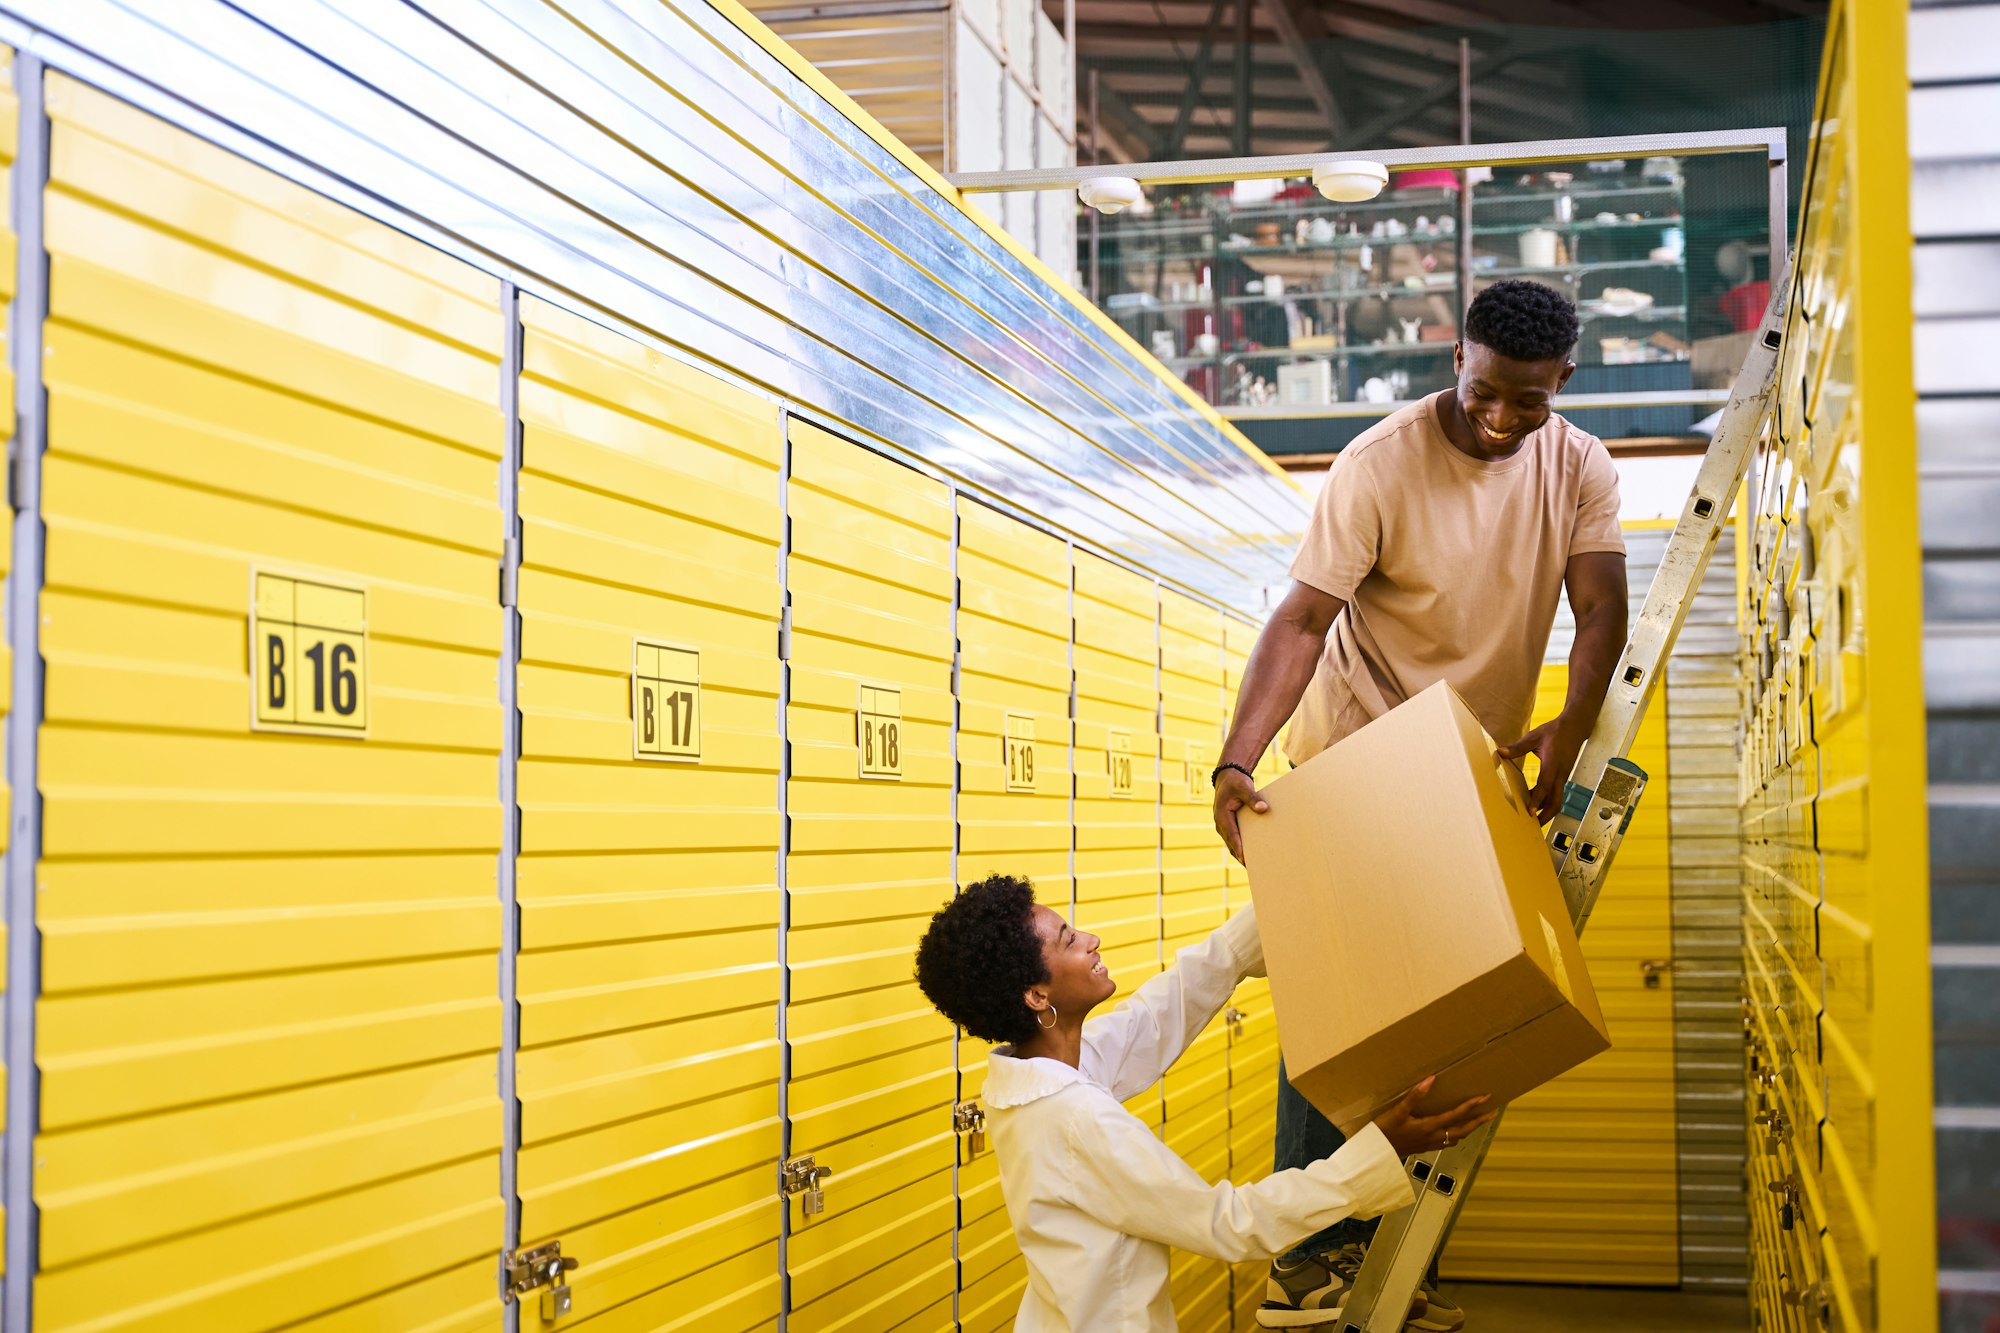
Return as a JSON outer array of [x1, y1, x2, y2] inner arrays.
[[1159, 590, 1230, 1332], [0, 44, 16, 1284], [784, 420, 956, 1332], [1072, 553, 1163, 1132], [1224, 616, 1282, 1332], [1443, 663, 1679, 1285], [36, 75, 505, 1330], [953, 497, 1073, 1333], [513, 297, 784, 1330]]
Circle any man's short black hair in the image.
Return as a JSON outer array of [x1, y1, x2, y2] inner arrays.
[[914, 874, 1050, 1046], [1464, 280, 1579, 363]]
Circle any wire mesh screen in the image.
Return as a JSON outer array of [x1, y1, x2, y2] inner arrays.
[[1076, 15, 1825, 451]]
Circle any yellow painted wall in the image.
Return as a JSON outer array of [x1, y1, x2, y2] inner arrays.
[[36, 71, 505, 1331], [0, 43, 16, 1288], [1444, 662, 1679, 1286], [1740, 2, 1936, 1327], [514, 296, 786, 1329]]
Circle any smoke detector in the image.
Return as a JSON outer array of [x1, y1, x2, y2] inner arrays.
[[1078, 177, 1145, 214], [1312, 160, 1389, 203]]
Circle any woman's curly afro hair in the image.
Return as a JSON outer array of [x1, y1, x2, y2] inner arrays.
[[914, 874, 1050, 1046], [1463, 279, 1579, 363]]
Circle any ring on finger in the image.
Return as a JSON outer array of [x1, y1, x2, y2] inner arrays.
[[1443, 1132, 1452, 1147]]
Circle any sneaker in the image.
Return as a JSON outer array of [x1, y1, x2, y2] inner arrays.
[[1257, 1246, 1430, 1329], [1411, 1280, 1466, 1332]]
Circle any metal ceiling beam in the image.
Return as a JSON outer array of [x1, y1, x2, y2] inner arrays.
[[1259, 0, 1347, 139], [1321, 39, 1542, 148], [1164, 0, 1231, 156], [1093, 77, 1164, 159], [1232, 0, 1251, 153]]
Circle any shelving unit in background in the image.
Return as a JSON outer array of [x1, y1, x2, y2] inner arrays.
[[1089, 161, 1704, 415]]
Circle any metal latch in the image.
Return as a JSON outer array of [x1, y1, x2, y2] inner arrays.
[[505, 1240, 579, 1320], [954, 1100, 987, 1155], [1781, 1274, 1829, 1324], [1639, 958, 1688, 989], [1768, 1173, 1800, 1231], [1754, 1107, 1790, 1148], [1223, 1006, 1245, 1038], [782, 1154, 834, 1217]]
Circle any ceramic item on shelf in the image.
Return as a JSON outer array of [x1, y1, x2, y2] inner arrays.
[[1440, 215, 1456, 233], [1267, 274, 1285, 299], [1520, 228, 1560, 269], [1361, 376, 1394, 402], [1553, 193, 1575, 224], [1151, 330, 1177, 360], [1399, 317, 1424, 343], [1596, 287, 1655, 316], [1596, 211, 1620, 225], [1194, 331, 1220, 355]]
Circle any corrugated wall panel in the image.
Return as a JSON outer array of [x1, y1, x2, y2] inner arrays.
[[737, 2, 949, 166], [953, 496, 1073, 1333], [7, 0, 1310, 610], [35, 73, 504, 1330], [784, 420, 957, 1333], [1073, 552, 1163, 1133], [1910, 9, 2000, 1330], [0, 43, 15, 1285], [1666, 534, 1751, 1293], [1224, 618, 1282, 1333], [1743, 4, 1938, 1323], [514, 295, 785, 1329], [1160, 589, 1230, 1332]]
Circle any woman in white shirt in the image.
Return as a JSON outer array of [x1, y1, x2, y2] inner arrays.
[[914, 874, 1496, 1332]]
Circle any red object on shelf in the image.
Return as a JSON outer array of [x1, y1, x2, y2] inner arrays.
[[1719, 279, 1771, 333], [1392, 169, 1460, 192]]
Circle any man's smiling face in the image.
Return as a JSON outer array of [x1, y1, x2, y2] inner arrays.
[[1448, 339, 1576, 460]]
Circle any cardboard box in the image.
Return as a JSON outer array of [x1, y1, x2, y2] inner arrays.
[[1693, 330, 1758, 389], [1243, 682, 1611, 1134]]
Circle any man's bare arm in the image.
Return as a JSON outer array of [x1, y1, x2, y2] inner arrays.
[[1211, 580, 1347, 861], [1498, 551, 1629, 822]]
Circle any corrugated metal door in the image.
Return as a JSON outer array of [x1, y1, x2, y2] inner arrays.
[[513, 296, 784, 1329], [0, 43, 16, 1289], [36, 74, 505, 1329], [1160, 590, 1231, 1331], [953, 498, 1073, 1333], [1072, 553, 1163, 1132], [784, 420, 957, 1332], [1664, 532, 1749, 1294], [1224, 617, 1283, 1332], [1443, 662, 1680, 1284]]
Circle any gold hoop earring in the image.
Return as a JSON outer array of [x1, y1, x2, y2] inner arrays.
[[1036, 1004, 1058, 1030]]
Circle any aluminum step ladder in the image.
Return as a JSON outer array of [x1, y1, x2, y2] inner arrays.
[[1330, 271, 1792, 1332]]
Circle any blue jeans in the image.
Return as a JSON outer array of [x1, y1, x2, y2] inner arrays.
[[1274, 1056, 1380, 1262]]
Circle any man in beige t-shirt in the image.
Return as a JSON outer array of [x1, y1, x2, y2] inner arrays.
[[1215, 281, 1629, 1330]]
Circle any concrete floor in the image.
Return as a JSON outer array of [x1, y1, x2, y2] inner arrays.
[[1434, 1281, 1751, 1332]]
